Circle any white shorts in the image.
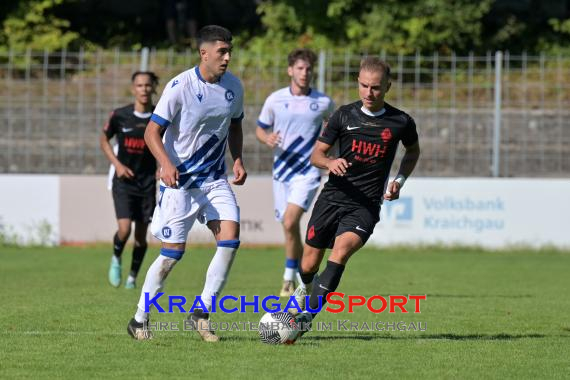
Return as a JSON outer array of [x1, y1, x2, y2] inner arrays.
[[273, 176, 320, 222], [150, 179, 240, 243]]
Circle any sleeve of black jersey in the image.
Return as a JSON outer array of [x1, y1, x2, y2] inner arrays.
[[103, 111, 117, 139], [318, 108, 342, 146], [401, 115, 419, 147]]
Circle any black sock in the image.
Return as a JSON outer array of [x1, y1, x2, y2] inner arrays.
[[300, 270, 317, 286], [130, 244, 148, 278], [113, 233, 127, 259], [309, 260, 345, 318], [192, 308, 209, 319]]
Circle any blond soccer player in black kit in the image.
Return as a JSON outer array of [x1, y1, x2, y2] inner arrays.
[[100, 71, 159, 289], [290, 57, 421, 341]]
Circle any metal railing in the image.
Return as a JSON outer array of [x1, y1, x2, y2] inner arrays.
[[0, 48, 569, 177]]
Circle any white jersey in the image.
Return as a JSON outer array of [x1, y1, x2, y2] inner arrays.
[[151, 66, 244, 189], [257, 87, 334, 183]]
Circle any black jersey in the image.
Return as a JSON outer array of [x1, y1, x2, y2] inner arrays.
[[103, 104, 156, 194], [318, 101, 418, 206]]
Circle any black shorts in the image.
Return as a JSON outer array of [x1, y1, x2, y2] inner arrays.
[[305, 197, 380, 249], [112, 184, 155, 223]]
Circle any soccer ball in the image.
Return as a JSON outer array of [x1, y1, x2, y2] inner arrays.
[[258, 311, 296, 345]]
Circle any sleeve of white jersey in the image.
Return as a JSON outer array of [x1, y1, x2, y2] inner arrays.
[[256, 94, 274, 130], [231, 81, 244, 123], [150, 77, 183, 128]]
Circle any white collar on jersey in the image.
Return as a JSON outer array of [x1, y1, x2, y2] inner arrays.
[[360, 106, 386, 117], [289, 86, 312, 96], [133, 110, 152, 118]]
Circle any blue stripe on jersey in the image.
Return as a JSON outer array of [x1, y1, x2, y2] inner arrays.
[[273, 136, 304, 171], [231, 113, 244, 123], [300, 162, 313, 175], [257, 120, 272, 129], [186, 143, 227, 188], [176, 134, 220, 173], [212, 154, 226, 181], [151, 113, 171, 128], [274, 129, 320, 181], [282, 161, 312, 183], [178, 136, 227, 188]]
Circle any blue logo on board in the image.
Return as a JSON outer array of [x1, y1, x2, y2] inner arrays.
[[382, 197, 413, 222]]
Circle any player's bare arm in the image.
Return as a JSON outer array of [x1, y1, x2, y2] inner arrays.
[[310, 140, 351, 176], [99, 132, 134, 179], [229, 120, 247, 185], [255, 126, 281, 148], [384, 141, 420, 201], [144, 120, 179, 187]]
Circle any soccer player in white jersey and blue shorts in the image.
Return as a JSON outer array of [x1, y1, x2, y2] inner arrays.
[[127, 25, 247, 342], [256, 49, 335, 297]]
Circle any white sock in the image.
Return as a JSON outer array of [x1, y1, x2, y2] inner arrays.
[[126, 274, 136, 284], [283, 258, 299, 282], [284, 267, 296, 282], [134, 254, 178, 323], [295, 271, 305, 288], [200, 243, 238, 312]]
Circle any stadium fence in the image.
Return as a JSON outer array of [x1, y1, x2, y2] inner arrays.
[[1, 48, 569, 177]]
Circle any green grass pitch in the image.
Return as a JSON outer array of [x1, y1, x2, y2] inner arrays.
[[1, 245, 569, 379]]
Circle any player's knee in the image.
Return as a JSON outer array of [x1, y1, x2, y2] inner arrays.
[[301, 249, 321, 272], [117, 227, 131, 241], [301, 260, 319, 273], [282, 217, 300, 234], [134, 239, 147, 248], [133, 230, 148, 246]]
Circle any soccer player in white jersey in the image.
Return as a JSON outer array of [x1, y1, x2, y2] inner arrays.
[[127, 25, 247, 342], [256, 49, 335, 297]]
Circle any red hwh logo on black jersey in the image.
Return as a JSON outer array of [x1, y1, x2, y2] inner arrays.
[[124, 137, 146, 152], [351, 139, 387, 158]]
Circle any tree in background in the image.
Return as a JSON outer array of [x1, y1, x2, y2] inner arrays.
[[249, 0, 493, 54], [0, 0, 569, 54], [0, 0, 81, 52], [251, 0, 570, 55]]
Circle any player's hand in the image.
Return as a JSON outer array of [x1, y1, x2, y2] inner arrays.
[[232, 158, 247, 185], [265, 131, 281, 148], [116, 164, 134, 179], [327, 158, 351, 176], [160, 162, 179, 188], [384, 181, 401, 201]]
